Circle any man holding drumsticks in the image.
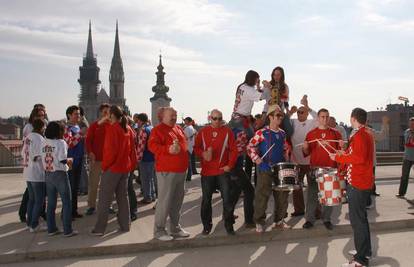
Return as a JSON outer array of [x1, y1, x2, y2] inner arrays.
[[302, 108, 343, 230]]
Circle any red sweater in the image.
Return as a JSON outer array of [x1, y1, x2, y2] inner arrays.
[[194, 125, 238, 176], [102, 123, 137, 173], [148, 123, 189, 173], [335, 126, 374, 190], [305, 127, 342, 168], [85, 121, 109, 161]]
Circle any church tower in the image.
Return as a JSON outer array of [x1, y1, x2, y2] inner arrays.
[[109, 21, 126, 109], [78, 21, 101, 122], [150, 54, 172, 125]]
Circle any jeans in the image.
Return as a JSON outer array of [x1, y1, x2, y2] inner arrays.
[[230, 167, 255, 224], [398, 159, 414, 196], [191, 151, 198, 174], [200, 174, 233, 230], [186, 152, 193, 181], [45, 171, 73, 235], [292, 165, 310, 213], [139, 161, 157, 201], [27, 181, 46, 229], [128, 172, 138, 213], [347, 184, 372, 266], [68, 162, 82, 215], [305, 170, 333, 223], [79, 157, 89, 194], [18, 187, 29, 220]]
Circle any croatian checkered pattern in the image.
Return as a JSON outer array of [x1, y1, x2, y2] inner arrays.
[[63, 126, 82, 149], [236, 130, 247, 156], [136, 129, 148, 162], [317, 173, 347, 206], [247, 128, 266, 162]]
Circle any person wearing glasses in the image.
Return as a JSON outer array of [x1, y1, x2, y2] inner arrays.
[[247, 105, 291, 233], [288, 95, 318, 217], [194, 109, 238, 235], [302, 108, 343, 231]]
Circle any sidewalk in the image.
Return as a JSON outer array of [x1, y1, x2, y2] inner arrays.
[[0, 166, 413, 264]]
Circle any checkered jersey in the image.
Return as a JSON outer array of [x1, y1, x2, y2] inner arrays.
[[136, 129, 148, 162], [235, 130, 247, 156], [63, 125, 82, 149], [247, 128, 265, 162]]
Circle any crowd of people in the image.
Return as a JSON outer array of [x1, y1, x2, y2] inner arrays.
[[18, 66, 414, 267]]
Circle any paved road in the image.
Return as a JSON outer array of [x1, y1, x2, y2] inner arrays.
[[4, 229, 413, 267]]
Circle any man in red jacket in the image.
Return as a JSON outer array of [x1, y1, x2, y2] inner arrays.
[[194, 109, 238, 235], [148, 107, 190, 241], [330, 108, 374, 267], [84, 103, 111, 215]]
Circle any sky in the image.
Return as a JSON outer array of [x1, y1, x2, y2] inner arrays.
[[0, 0, 414, 124]]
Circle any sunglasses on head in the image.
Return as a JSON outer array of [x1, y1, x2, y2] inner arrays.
[[211, 117, 222, 121]]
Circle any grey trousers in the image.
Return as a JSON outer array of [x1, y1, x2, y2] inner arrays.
[[305, 172, 333, 223], [94, 171, 130, 233], [154, 172, 186, 237]]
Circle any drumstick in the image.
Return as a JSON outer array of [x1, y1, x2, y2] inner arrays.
[[261, 143, 275, 160], [295, 139, 348, 147], [316, 139, 333, 155], [294, 139, 320, 147]]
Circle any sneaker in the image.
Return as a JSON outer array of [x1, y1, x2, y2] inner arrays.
[[302, 221, 314, 229], [348, 250, 372, 260], [171, 229, 190, 238], [85, 207, 95, 216], [225, 225, 236, 235], [30, 224, 47, 233], [48, 229, 61, 236], [90, 230, 104, 236], [396, 194, 405, 199], [64, 230, 79, 237], [130, 213, 138, 222], [255, 224, 265, 233], [341, 259, 366, 267], [273, 221, 292, 230], [202, 228, 211, 235], [156, 234, 173, 241], [323, 221, 334, 230]]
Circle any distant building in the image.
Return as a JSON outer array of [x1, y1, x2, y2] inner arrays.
[[150, 55, 172, 126], [368, 103, 414, 152], [0, 123, 21, 140], [0, 139, 22, 166], [78, 21, 129, 123]]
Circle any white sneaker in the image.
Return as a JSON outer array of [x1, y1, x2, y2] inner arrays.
[[348, 250, 372, 260], [341, 259, 366, 267], [171, 229, 190, 238], [64, 230, 79, 237], [156, 234, 173, 241], [30, 224, 47, 233], [255, 224, 265, 233]]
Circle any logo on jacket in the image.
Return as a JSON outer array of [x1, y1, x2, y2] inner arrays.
[[212, 131, 218, 138]]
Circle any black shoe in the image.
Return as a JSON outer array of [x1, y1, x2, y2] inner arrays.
[[130, 213, 137, 222], [19, 216, 26, 223], [372, 192, 380, 196], [324, 221, 333, 230], [85, 207, 95, 216], [202, 227, 212, 235], [291, 211, 305, 217], [73, 213, 83, 219], [302, 221, 314, 229], [226, 227, 236, 236], [396, 194, 405, 199]]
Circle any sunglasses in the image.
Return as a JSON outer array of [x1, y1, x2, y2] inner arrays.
[[211, 117, 222, 121], [297, 111, 305, 114]]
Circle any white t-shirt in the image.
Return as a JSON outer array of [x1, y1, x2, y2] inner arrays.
[[22, 123, 33, 138], [290, 110, 318, 165], [41, 139, 69, 172], [22, 132, 45, 182], [184, 125, 196, 154], [232, 83, 263, 116]]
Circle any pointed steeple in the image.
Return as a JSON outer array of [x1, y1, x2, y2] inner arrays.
[[151, 54, 171, 101], [109, 20, 126, 109], [111, 20, 123, 68], [86, 20, 94, 59], [156, 54, 165, 86]]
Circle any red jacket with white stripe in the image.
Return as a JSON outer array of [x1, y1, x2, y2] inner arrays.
[[335, 126, 374, 190]]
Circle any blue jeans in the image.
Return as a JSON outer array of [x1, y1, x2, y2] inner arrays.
[[186, 152, 193, 180], [27, 181, 46, 229], [46, 171, 73, 235], [139, 161, 156, 200]]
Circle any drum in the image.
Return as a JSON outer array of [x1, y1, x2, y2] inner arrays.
[[315, 167, 346, 206], [273, 162, 299, 191]]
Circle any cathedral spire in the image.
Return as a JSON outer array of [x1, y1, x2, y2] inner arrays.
[[86, 20, 94, 59], [111, 20, 122, 67], [156, 54, 165, 86]]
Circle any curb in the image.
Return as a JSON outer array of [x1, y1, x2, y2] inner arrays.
[[1, 219, 414, 264]]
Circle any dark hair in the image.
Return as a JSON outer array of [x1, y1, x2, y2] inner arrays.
[[79, 106, 85, 117], [235, 70, 260, 98], [33, 104, 45, 109], [110, 105, 128, 132], [32, 119, 45, 133], [351, 108, 367, 124], [66, 105, 80, 120], [45, 121, 64, 139], [317, 108, 329, 116], [270, 66, 287, 94], [137, 113, 149, 123], [99, 103, 110, 112], [28, 107, 45, 124]]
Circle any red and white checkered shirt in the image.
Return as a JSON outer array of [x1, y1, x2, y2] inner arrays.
[[136, 128, 148, 162], [63, 125, 82, 149], [235, 130, 247, 156]]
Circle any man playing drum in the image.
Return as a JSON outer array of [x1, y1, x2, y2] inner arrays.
[[247, 105, 291, 233], [302, 108, 343, 230]]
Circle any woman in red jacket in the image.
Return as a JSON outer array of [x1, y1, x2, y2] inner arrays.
[[91, 106, 137, 236]]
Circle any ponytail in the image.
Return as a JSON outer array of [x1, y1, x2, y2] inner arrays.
[[109, 105, 128, 133], [120, 115, 128, 133]]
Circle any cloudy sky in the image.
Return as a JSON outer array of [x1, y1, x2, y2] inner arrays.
[[0, 0, 413, 124]]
